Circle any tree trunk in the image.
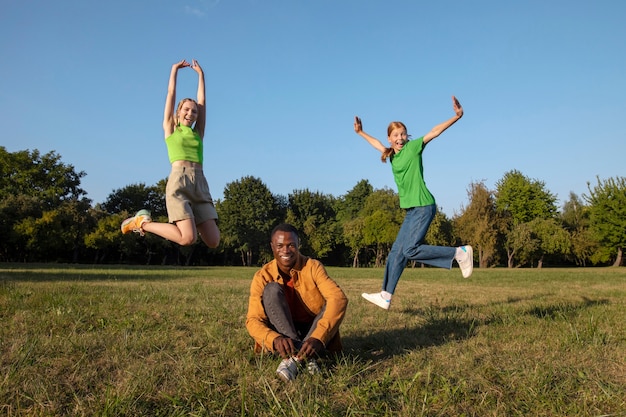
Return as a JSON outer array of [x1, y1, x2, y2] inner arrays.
[[375, 247, 384, 268], [478, 247, 488, 268], [507, 250, 515, 268], [612, 247, 623, 267]]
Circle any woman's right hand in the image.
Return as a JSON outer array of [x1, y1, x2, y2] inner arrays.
[[354, 116, 363, 134], [173, 59, 190, 70]]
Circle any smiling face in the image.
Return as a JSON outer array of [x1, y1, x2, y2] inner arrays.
[[387, 124, 409, 153], [176, 99, 198, 127], [270, 230, 300, 274]]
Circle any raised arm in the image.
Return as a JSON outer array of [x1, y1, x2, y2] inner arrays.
[[191, 59, 206, 138], [163, 60, 190, 138], [422, 96, 464, 144], [354, 116, 387, 153]]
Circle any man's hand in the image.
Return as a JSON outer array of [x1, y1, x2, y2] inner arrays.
[[297, 337, 323, 360], [273, 336, 297, 359]]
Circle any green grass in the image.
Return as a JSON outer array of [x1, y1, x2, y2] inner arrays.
[[1, 265, 625, 416]]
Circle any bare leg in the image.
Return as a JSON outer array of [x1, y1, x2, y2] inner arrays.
[[142, 218, 198, 246]]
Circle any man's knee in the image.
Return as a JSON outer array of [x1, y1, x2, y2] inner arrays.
[[263, 282, 283, 304]]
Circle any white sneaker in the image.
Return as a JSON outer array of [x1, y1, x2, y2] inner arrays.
[[362, 292, 391, 310], [276, 357, 298, 382], [306, 359, 321, 375], [456, 245, 474, 278]]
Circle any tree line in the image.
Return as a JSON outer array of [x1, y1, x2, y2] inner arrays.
[[1, 146, 624, 268]]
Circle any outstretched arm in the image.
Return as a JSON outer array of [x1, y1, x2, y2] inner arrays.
[[354, 116, 387, 153], [422, 96, 464, 144], [191, 59, 206, 138], [163, 59, 190, 138]]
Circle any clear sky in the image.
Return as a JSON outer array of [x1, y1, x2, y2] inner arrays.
[[2, 0, 625, 216]]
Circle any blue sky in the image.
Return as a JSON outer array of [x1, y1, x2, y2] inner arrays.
[[2, 0, 625, 216]]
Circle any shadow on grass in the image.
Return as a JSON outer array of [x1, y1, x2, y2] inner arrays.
[[343, 295, 612, 361], [344, 316, 477, 361], [524, 296, 610, 319], [343, 297, 484, 361]]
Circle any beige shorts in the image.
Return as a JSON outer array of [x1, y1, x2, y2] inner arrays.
[[165, 166, 218, 224]]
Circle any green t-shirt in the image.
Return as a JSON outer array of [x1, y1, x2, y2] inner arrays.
[[390, 137, 435, 209], [165, 125, 203, 164]]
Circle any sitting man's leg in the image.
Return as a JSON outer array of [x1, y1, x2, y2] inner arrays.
[[262, 282, 302, 348], [263, 282, 307, 381]]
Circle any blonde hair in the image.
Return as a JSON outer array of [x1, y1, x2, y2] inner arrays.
[[381, 121, 409, 163]]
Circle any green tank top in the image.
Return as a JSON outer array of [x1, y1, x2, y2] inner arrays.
[[390, 137, 435, 209], [165, 125, 203, 164]]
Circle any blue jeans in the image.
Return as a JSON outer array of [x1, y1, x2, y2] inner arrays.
[[382, 204, 456, 294]]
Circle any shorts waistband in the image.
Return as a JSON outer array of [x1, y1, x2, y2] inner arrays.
[[170, 165, 203, 174]]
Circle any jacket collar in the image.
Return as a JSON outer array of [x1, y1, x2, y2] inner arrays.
[[271, 253, 309, 280]]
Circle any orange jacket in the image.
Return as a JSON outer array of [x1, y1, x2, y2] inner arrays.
[[245, 254, 348, 353]]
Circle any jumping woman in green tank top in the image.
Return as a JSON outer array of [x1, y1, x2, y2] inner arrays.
[[353, 96, 473, 310], [121, 59, 220, 248]]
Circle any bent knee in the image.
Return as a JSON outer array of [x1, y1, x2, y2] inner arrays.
[[179, 236, 197, 246], [263, 282, 282, 299]]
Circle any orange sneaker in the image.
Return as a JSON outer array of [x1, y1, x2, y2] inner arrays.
[[121, 209, 152, 236]]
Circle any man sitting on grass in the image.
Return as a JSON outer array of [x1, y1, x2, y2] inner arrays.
[[245, 223, 348, 382]]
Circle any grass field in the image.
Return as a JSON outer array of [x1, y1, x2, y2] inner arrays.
[[1, 264, 625, 416]]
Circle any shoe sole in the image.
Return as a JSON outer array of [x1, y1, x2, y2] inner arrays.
[[361, 293, 391, 310], [120, 218, 135, 234]]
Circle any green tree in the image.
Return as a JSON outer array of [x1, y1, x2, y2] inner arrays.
[[496, 170, 557, 267], [561, 192, 597, 266], [13, 198, 93, 262], [0, 195, 41, 261], [336, 180, 374, 267], [361, 188, 403, 267], [336, 179, 373, 222], [218, 176, 285, 266], [100, 182, 166, 217], [527, 218, 571, 268], [584, 176, 626, 266], [425, 209, 455, 247], [505, 222, 537, 268], [84, 210, 127, 263], [454, 181, 500, 268], [495, 169, 557, 224], [343, 217, 366, 267], [0, 147, 90, 262], [286, 189, 338, 260], [0, 147, 86, 208]]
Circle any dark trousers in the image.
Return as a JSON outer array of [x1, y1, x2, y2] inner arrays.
[[262, 282, 325, 351]]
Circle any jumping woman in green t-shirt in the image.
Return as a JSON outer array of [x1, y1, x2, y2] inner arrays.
[[121, 59, 220, 248], [353, 96, 472, 310]]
